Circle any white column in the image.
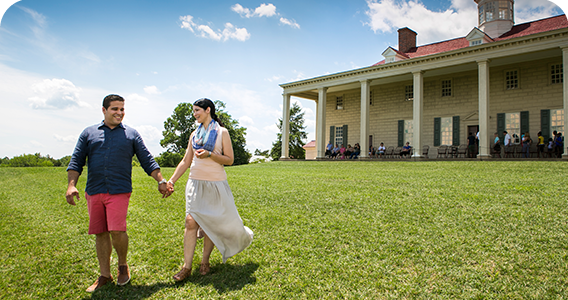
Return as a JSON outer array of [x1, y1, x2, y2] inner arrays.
[[412, 71, 424, 158], [477, 59, 491, 159], [281, 93, 291, 159], [360, 80, 371, 158], [316, 87, 328, 159], [563, 47, 568, 159]]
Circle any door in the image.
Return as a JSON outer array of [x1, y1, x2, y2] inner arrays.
[[468, 125, 479, 156]]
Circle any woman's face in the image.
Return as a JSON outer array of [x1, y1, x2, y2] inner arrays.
[[193, 105, 211, 124]]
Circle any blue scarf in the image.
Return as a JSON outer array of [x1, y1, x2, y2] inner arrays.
[[192, 120, 219, 152]]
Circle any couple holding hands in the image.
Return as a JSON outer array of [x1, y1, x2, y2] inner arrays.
[[66, 95, 253, 292]]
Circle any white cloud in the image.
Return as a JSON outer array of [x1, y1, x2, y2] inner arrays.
[[28, 78, 88, 110], [54, 134, 77, 142], [180, 15, 196, 33], [19, 6, 46, 29], [144, 85, 161, 95], [255, 3, 277, 17], [264, 123, 280, 134], [280, 17, 300, 29], [365, 0, 477, 45], [265, 75, 284, 82], [232, 3, 277, 18], [126, 93, 149, 104], [222, 23, 251, 41], [239, 115, 255, 126], [180, 15, 250, 41], [365, 0, 563, 46], [515, 0, 563, 23], [134, 125, 162, 143]]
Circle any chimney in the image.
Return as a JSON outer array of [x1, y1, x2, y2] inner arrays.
[[398, 27, 417, 53]]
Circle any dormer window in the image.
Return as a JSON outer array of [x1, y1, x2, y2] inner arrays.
[[465, 27, 492, 47], [382, 47, 408, 64]]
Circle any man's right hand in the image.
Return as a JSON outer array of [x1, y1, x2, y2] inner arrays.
[[66, 186, 80, 206]]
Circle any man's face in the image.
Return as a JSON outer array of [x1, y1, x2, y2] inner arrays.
[[103, 100, 125, 128]]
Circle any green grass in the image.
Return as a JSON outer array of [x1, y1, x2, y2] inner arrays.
[[1, 161, 568, 299]]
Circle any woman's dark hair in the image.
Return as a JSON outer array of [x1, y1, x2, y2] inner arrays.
[[193, 98, 225, 127]]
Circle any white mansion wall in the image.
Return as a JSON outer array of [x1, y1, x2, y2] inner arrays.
[[325, 56, 564, 151]]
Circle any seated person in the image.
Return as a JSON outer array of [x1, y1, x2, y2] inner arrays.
[[325, 141, 333, 157], [350, 143, 361, 159], [345, 144, 353, 158], [339, 144, 346, 159], [400, 142, 412, 157], [330, 144, 340, 159], [377, 143, 386, 158]]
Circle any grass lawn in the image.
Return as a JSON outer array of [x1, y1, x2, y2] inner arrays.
[[1, 161, 568, 299]]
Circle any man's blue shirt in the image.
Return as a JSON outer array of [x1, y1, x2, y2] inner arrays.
[[67, 121, 160, 195]]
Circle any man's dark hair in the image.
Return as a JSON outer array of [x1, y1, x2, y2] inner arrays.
[[103, 94, 125, 109]]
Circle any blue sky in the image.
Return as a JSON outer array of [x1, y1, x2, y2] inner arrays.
[[0, 0, 565, 159]]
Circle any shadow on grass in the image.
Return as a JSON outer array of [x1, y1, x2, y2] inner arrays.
[[83, 262, 259, 299]]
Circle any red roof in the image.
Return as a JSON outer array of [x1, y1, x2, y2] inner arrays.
[[373, 14, 568, 66], [303, 140, 316, 148]]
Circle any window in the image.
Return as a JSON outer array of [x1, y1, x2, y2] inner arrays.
[[404, 120, 413, 145], [551, 64, 563, 84], [336, 96, 343, 110], [505, 70, 518, 89], [485, 2, 495, 22], [369, 90, 373, 106], [479, 4, 485, 24], [335, 126, 343, 146], [505, 112, 521, 144], [551, 109, 564, 134], [405, 85, 413, 101], [441, 117, 453, 146], [441, 80, 452, 97], [470, 40, 482, 46], [498, 0, 512, 20]]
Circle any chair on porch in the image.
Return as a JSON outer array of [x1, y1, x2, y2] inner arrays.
[[529, 144, 538, 158], [385, 146, 394, 158], [504, 145, 515, 158], [514, 144, 522, 158], [422, 145, 429, 158], [437, 145, 448, 158], [393, 146, 402, 157], [456, 144, 468, 158]]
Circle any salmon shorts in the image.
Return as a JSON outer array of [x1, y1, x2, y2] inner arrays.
[[85, 192, 131, 235]]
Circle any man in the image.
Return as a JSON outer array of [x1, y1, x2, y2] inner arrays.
[[503, 130, 511, 146], [66, 94, 169, 292], [467, 132, 476, 158], [325, 141, 333, 157], [400, 142, 412, 157]]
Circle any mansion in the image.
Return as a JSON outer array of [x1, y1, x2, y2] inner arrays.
[[279, 0, 567, 159]]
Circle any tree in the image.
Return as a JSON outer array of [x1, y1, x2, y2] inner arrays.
[[254, 149, 270, 157], [160, 100, 251, 165], [270, 102, 307, 160]]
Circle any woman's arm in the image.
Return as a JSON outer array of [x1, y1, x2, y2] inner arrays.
[[209, 128, 234, 166], [168, 132, 195, 185]]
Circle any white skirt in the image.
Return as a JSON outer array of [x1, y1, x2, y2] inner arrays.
[[185, 179, 253, 263]]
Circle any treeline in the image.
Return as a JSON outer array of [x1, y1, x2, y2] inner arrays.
[[1, 152, 183, 168], [1, 153, 71, 167]]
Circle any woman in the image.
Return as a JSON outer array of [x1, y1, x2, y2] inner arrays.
[[166, 98, 253, 281], [522, 132, 531, 158]]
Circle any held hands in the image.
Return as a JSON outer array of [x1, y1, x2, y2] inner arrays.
[[159, 180, 175, 198]]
